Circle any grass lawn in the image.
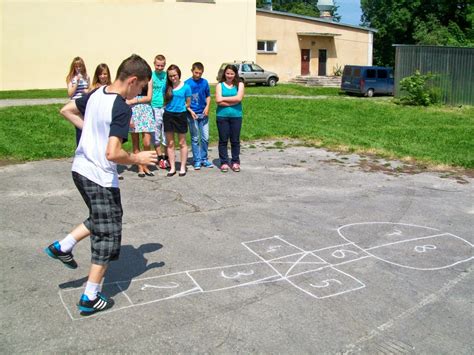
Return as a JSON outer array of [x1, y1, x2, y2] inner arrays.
[[244, 97, 473, 168], [0, 84, 340, 100], [0, 89, 68, 99], [0, 87, 472, 168]]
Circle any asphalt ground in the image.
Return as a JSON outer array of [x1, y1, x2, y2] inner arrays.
[[1, 141, 473, 353]]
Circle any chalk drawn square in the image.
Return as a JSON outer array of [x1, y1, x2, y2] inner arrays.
[[287, 267, 365, 299], [242, 236, 304, 261], [122, 272, 201, 305], [312, 244, 370, 266], [59, 283, 128, 320], [364, 233, 473, 270], [269, 252, 327, 277], [188, 262, 281, 292], [338, 222, 442, 250]]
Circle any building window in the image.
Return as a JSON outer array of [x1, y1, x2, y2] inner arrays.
[[257, 40, 277, 53]]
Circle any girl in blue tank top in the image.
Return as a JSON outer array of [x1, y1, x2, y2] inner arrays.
[[215, 64, 245, 172], [163, 64, 192, 177]]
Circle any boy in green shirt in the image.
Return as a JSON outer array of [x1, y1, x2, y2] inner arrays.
[[151, 54, 169, 169]]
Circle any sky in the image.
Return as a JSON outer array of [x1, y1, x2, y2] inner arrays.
[[335, 0, 363, 26]]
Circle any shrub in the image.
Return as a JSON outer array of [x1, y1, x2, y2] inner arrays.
[[399, 70, 441, 106], [333, 64, 343, 76]]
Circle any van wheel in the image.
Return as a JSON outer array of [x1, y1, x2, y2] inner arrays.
[[267, 77, 277, 87], [366, 88, 374, 97]]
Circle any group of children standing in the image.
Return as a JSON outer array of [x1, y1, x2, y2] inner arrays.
[[66, 55, 245, 176], [45, 54, 245, 316]]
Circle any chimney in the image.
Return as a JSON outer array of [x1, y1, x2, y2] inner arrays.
[[263, 0, 272, 11], [317, 0, 334, 20]]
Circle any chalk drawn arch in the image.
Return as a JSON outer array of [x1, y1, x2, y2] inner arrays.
[[337, 222, 473, 271]]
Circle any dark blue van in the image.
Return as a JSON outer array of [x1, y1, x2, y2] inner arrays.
[[341, 65, 394, 97]]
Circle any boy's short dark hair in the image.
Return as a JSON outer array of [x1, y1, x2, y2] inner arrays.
[[192, 62, 204, 71], [155, 54, 166, 62], [116, 54, 152, 82]]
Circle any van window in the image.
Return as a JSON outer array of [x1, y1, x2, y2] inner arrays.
[[377, 70, 388, 79], [343, 66, 352, 76], [241, 64, 251, 72], [366, 69, 376, 79], [353, 68, 361, 77], [251, 64, 264, 72]]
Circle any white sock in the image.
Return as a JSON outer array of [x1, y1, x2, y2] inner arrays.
[[84, 282, 101, 300], [59, 234, 77, 253]]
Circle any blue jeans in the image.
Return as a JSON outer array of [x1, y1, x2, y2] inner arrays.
[[187, 114, 209, 163], [216, 117, 242, 165]]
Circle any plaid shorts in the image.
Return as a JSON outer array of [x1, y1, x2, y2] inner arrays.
[[72, 172, 123, 265]]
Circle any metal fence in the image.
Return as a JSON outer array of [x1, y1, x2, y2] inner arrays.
[[394, 45, 474, 105]]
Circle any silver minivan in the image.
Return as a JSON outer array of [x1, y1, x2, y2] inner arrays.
[[217, 61, 279, 86]]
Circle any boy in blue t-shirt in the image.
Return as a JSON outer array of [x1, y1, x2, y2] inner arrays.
[[185, 62, 212, 170]]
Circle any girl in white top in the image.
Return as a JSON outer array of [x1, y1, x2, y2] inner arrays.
[[66, 57, 90, 146], [66, 57, 90, 100]]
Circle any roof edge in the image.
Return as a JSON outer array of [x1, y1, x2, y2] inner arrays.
[[257, 8, 377, 33]]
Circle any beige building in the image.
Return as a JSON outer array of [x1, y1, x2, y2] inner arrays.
[[0, 0, 257, 90], [0, 1, 375, 90], [256, 9, 376, 82]]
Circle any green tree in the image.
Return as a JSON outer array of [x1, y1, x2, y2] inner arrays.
[[413, 15, 470, 46], [361, 0, 473, 66], [257, 1, 341, 21]]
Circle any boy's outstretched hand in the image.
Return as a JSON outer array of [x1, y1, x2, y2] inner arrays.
[[106, 137, 157, 166], [136, 151, 158, 166]]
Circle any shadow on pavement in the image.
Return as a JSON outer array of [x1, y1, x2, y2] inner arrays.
[[58, 243, 165, 298]]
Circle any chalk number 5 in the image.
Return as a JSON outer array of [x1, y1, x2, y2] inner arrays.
[[310, 278, 342, 288]]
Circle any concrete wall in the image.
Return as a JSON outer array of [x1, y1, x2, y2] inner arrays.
[[0, 0, 256, 90], [256, 11, 373, 82]]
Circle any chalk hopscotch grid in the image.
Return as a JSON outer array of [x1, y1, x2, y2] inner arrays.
[[59, 223, 473, 320], [61, 238, 368, 320], [241, 237, 367, 298]]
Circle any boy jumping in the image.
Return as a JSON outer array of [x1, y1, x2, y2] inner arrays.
[[45, 54, 157, 315]]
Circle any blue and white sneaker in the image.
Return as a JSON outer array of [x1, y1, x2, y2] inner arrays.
[[78, 293, 114, 315], [193, 162, 201, 170], [44, 241, 78, 269], [201, 160, 214, 168]]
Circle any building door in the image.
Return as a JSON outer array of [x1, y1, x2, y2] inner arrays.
[[301, 49, 310, 76], [318, 49, 327, 76]]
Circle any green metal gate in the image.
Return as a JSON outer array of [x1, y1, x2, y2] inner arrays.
[[394, 45, 474, 105]]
